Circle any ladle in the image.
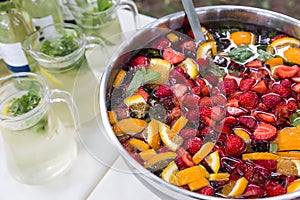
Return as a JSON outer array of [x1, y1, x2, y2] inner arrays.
[[181, 0, 206, 44]]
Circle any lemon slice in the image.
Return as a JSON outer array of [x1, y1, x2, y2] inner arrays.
[[196, 41, 217, 59], [234, 128, 250, 143], [129, 138, 150, 151], [148, 58, 171, 85], [108, 111, 117, 124], [188, 177, 209, 191], [113, 118, 148, 135], [113, 69, 127, 88], [162, 161, 179, 185], [143, 119, 161, 150], [205, 151, 220, 174], [227, 177, 248, 197], [176, 165, 209, 186], [159, 124, 183, 151], [123, 93, 147, 118], [139, 149, 157, 161], [144, 152, 177, 172], [209, 173, 230, 181], [3, 104, 9, 116], [39, 67, 63, 87], [171, 116, 188, 134], [284, 47, 300, 65], [242, 152, 280, 161], [287, 179, 300, 193], [193, 141, 215, 164], [230, 31, 256, 46], [267, 37, 300, 55], [178, 58, 199, 79], [277, 159, 300, 176]]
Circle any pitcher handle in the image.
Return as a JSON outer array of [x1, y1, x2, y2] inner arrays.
[[119, 0, 140, 30], [48, 89, 80, 131]]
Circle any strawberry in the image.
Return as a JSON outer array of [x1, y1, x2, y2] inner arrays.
[[215, 125, 232, 135], [221, 78, 238, 96], [261, 93, 282, 109], [253, 160, 277, 172], [199, 107, 212, 118], [170, 84, 188, 99], [226, 106, 247, 116], [257, 103, 268, 112], [238, 91, 259, 110], [245, 60, 263, 68], [264, 179, 286, 197], [256, 112, 276, 123], [211, 106, 225, 121], [151, 38, 171, 50], [240, 78, 256, 91], [272, 84, 291, 98], [292, 83, 300, 93], [187, 29, 195, 39], [276, 65, 300, 78], [198, 186, 214, 196], [184, 109, 198, 122], [195, 77, 206, 87], [287, 99, 297, 113], [175, 147, 194, 170], [225, 134, 246, 157], [280, 79, 292, 88], [223, 116, 239, 126], [163, 48, 185, 64], [253, 122, 277, 140], [169, 67, 188, 84], [129, 56, 149, 69], [137, 88, 149, 101], [242, 184, 266, 198], [155, 85, 173, 99], [182, 94, 200, 109], [226, 98, 239, 107], [205, 74, 219, 86], [291, 76, 300, 83], [191, 86, 202, 96], [179, 40, 196, 51], [199, 96, 212, 107], [239, 116, 257, 130], [184, 137, 203, 155], [211, 94, 227, 105], [201, 85, 211, 96], [179, 128, 200, 139], [271, 34, 288, 42], [251, 80, 268, 94]]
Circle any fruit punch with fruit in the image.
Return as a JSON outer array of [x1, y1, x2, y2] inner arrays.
[[107, 21, 300, 198]]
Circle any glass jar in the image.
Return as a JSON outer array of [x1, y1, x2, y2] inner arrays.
[[0, 72, 79, 184]]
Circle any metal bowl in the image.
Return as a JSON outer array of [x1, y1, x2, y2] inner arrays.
[[99, 5, 300, 200]]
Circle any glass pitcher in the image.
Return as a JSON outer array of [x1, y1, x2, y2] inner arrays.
[[64, 0, 139, 41], [0, 72, 79, 185], [23, 23, 106, 125]]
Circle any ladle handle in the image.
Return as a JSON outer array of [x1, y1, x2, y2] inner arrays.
[[181, 0, 205, 44]]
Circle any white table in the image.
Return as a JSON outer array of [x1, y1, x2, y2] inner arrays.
[[0, 10, 161, 200]]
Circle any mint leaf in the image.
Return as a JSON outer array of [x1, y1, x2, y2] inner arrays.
[[229, 47, 254, 63], [290, 110, 300, 126], [96, 0, 113, 12], [269, 143, 278, 153], [257, 49, 273, 61], [126, 67, 161, 95]]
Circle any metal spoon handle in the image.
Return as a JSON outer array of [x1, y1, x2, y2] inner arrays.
[[181, 0, 205, 44]]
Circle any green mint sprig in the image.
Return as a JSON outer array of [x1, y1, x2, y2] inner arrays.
[[126, 67, 161, 96]]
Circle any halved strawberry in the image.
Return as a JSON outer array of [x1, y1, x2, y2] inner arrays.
[[223, 116, 239, 126], [238, 91, 259, 110], [292, 83, 300, 93], [276, 65, 300, 78], [245, 60, 263, 68], [272, 84, 291, 98], [240, 78, 256, 91], [183, 137, 203, 155], [175, 147, 194, 170], [137, 88, 149, 101], [261, 93, 282, 109], [265, 179, 286, 197], [129, 56, 150, 69], [225, 134, 246, 157], [256, 112, 276, 123], [239, 115, 257, 130], [251, 80, 268, 94], [291, 76, 300, 83], [226, 106, 247, 116], [270, 34, 288, 42], [163, 48, 185, 64], [242, 184, 266, 198], [151, 38, 171, 50], [253, 122, 277, 140]]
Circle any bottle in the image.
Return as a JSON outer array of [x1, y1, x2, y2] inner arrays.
[[0, 0, 34, 73], [60, 0, 76, 24], [16, 0, 63, 30]]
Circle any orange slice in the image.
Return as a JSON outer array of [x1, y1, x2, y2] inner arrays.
[[143, 119, 161, 150], [144, 152, 177, 171], [108, 111, 117, 124], [176, 165, 209, 186], [277, 126, 300, 151], [148, 58, 171, 85], [178, 58, 199, 79], [202, 27, 215, 41], [209, 173, 230, 181], [287, 179, 300, 193], [193, 141, 215, 164], [139, 149, 157, 161], [196, 41, 217, 59], [113, 69, 126, 88], [227, 177, 248, 197], [284, 47, 300, 65], [129, 138, 150, 151], [267, 37, 300, 55], [113, 118, 148, 135], [242, 152, 280, 161], [123, 93, 147, 106], [205, 151, 220, 174], [188, 177, 209, 191], [234, 128, 250, 143], [277, 152, 300, 159], [162, 161, 179, 185], [159, 124, 183, 151], [265, 57, 284, 69], [230, 31, 256, 46], [171, 116, 188, 133]]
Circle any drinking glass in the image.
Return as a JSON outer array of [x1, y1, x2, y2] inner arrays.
[[0, 72, 79, 184]]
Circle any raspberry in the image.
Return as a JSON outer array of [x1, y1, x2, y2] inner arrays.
[[184, 137, 203, 155], [225, 134, 246, 157], [280, 79, 292, 88], [175, 147, 194, 170], [198, 107, 212, 118], [238, 91, 259, 110], [155, 85, 173, 99], [199, 97, 212, 107]]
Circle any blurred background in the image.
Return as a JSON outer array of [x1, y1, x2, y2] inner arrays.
[[133, 0, 300, 20]]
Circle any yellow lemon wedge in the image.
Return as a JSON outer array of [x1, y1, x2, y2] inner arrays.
[[171, 116, 188, 134], [193, 141, 215, 164], [176, 165, 209, 186], [113, 69, 127, 88], [162, 161, 179, 185], [267, 37, 300, 55], [242, 152, 280, 161], [139, 149, 157, 161], [144, 152, 177, 172], [227, 177, 248, 197], [234, 128, 250, 143], [129, 138, 150, 151], [159, 124, 183, 151], [209, 173, 230, 181], [178, 58, 199, 79], [143, 119, 161, 150], [148, 58, 171, 85], [196, 41, 217, 59], [287, 179, 300, 193], [205, 151, 220, 174]]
